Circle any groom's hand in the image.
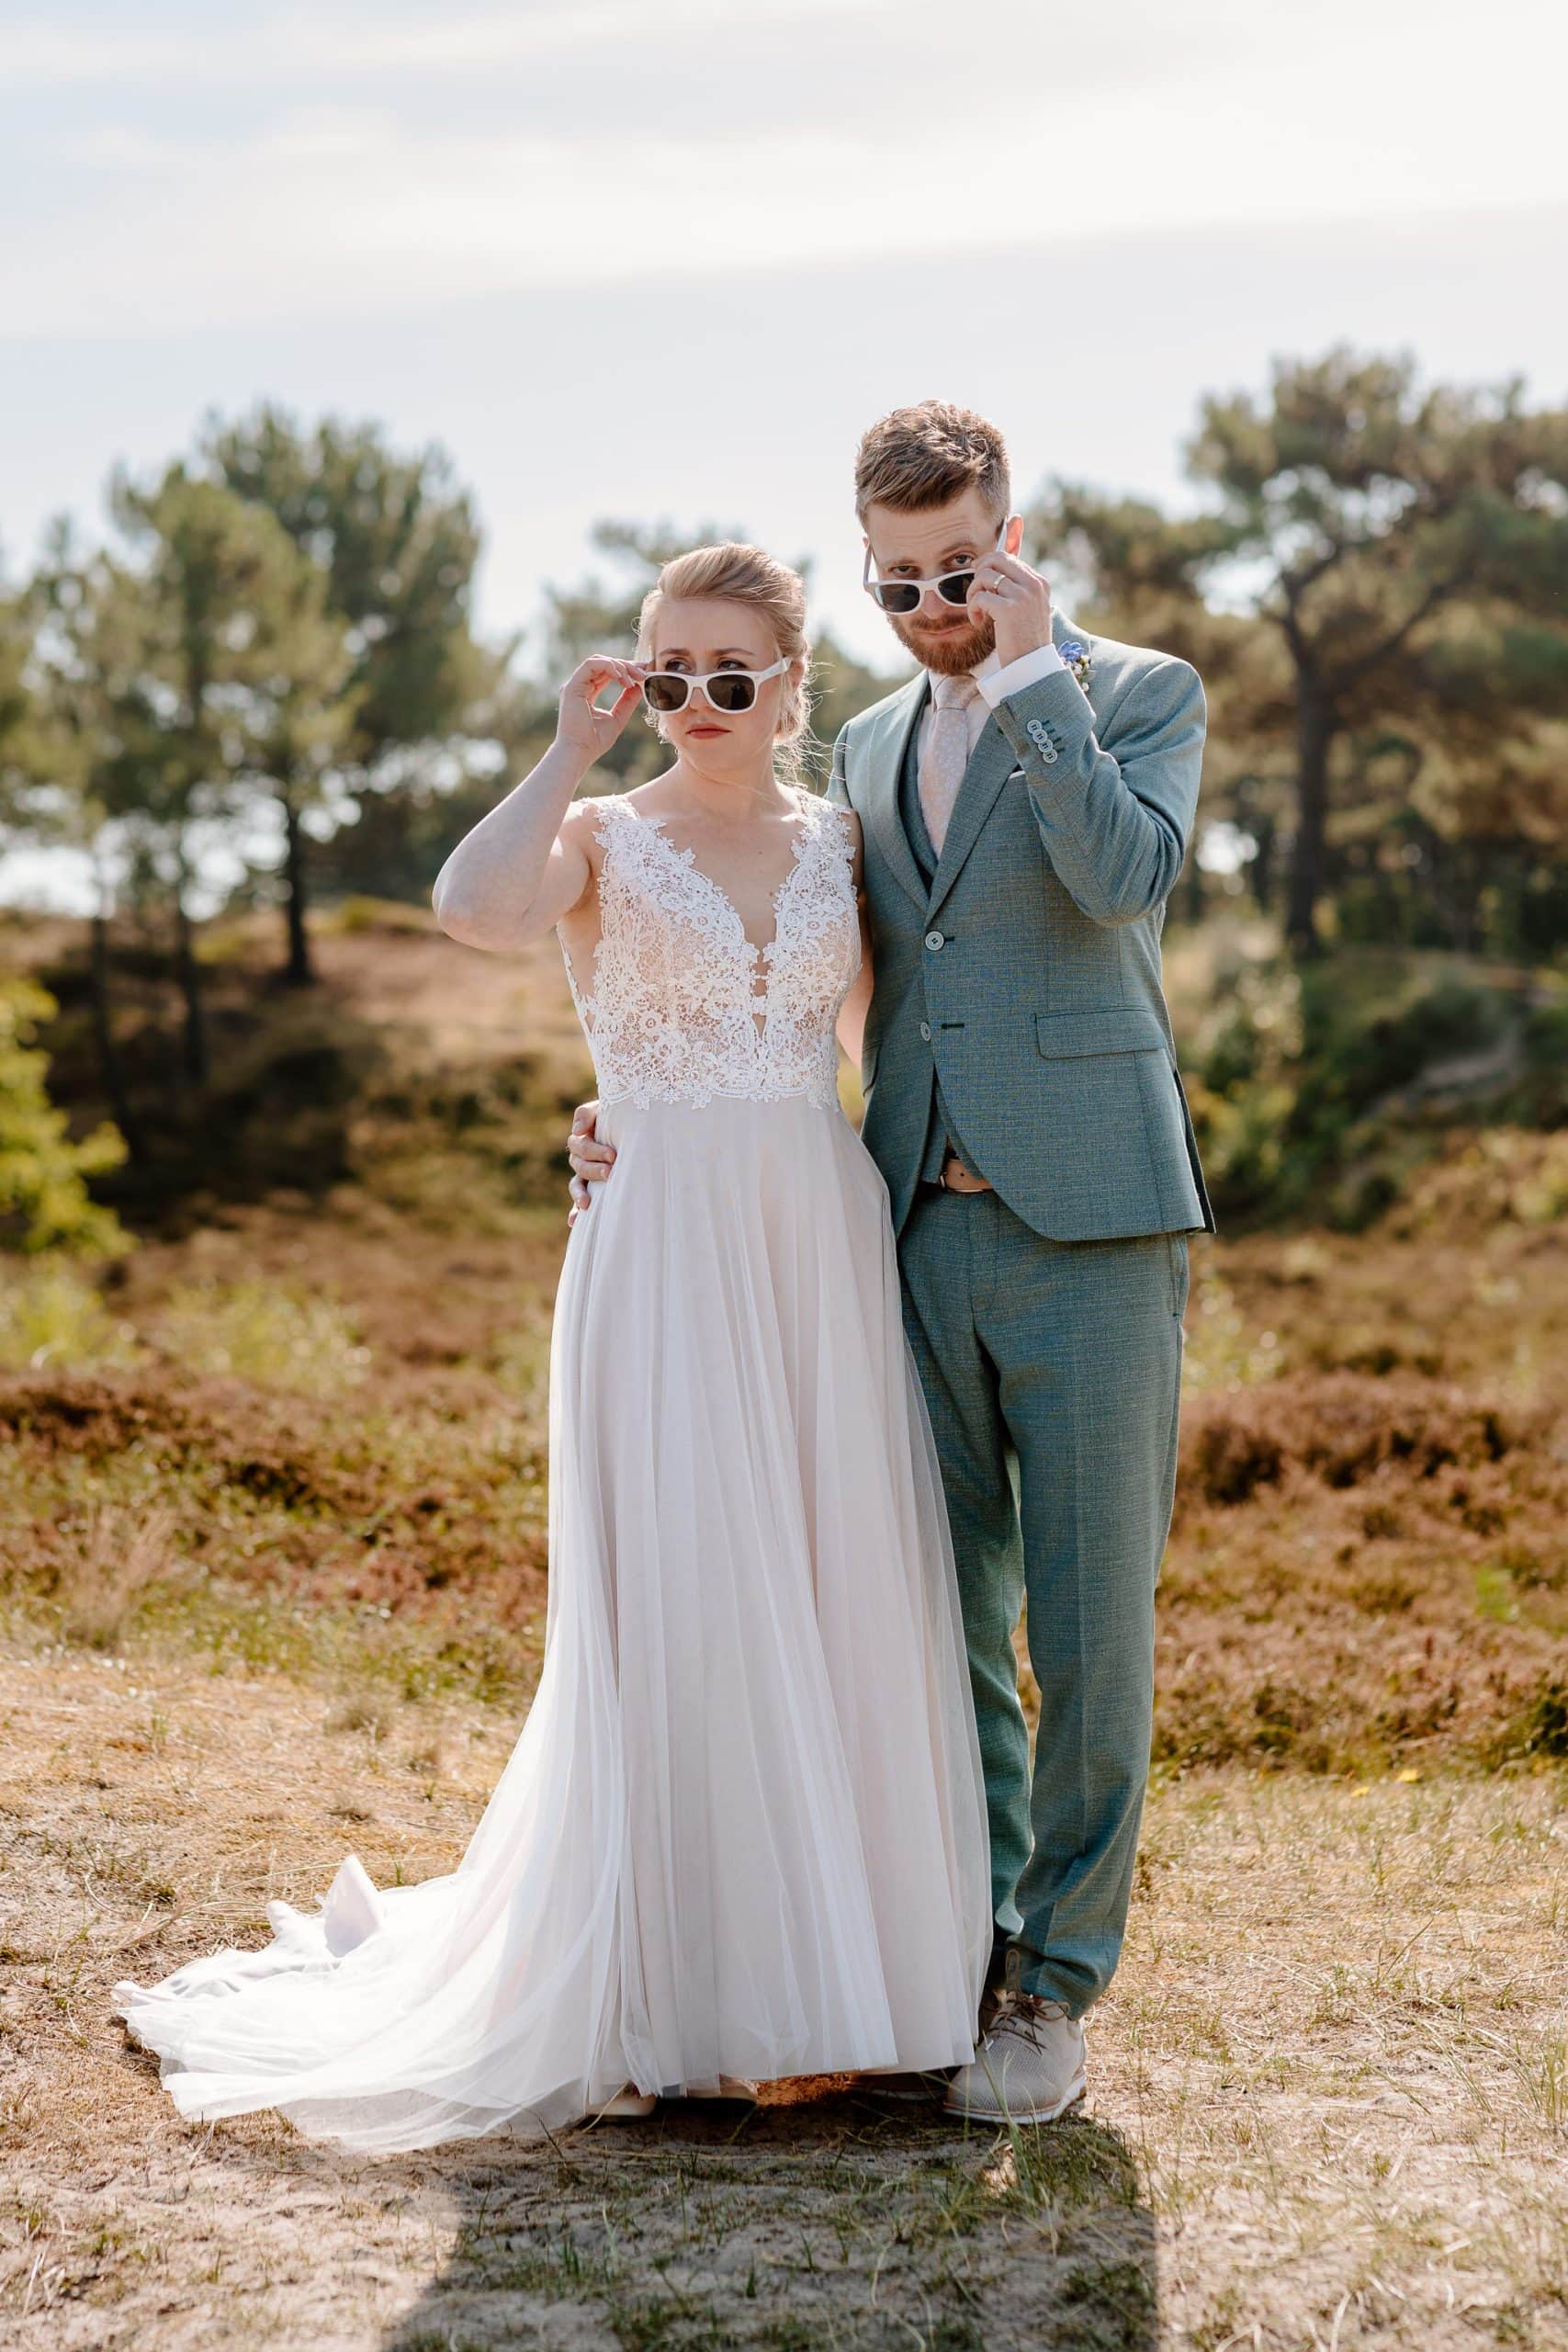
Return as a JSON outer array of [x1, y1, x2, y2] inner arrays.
[[968, 514, 1054, 668], [567, 1100, 614, 1223]]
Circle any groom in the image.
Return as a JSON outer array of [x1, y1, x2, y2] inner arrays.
[[570, 401, 1214, 2122]]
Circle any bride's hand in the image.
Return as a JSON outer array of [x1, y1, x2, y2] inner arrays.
[[567, 1100, 614, 1223], [555, 657, 648, 765]]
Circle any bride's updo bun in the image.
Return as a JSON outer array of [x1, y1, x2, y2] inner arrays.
[[637, 542, 816, 788]]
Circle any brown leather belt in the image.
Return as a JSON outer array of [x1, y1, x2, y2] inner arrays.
[[938, 1150, 993, 1194]]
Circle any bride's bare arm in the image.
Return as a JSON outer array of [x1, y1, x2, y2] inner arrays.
[[432, 656, 645, 953], [835, 819, 874, 1068]]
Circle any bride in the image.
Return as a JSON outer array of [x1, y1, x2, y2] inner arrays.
[[115, 541, 991, 2152]]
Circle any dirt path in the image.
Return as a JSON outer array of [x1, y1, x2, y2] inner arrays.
[[3, 1647, 1565, 2349]]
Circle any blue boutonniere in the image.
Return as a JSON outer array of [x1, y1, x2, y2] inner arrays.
[[1058, 639, 1092, 691]]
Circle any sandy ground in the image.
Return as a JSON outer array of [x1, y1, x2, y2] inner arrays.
[[3, 1646, 1566, 2352]]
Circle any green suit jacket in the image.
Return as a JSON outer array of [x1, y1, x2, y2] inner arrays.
[[828, 609, 1216, 1244]]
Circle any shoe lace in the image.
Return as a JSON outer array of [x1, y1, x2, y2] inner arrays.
[[992, 1991, 1071, 2052]]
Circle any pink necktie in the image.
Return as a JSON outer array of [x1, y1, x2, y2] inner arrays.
[[919, 672, 980, 857]]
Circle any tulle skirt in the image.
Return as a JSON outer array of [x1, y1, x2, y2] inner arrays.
[[115, 1095, 991, 2153]]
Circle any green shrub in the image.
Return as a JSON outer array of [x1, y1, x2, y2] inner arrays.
[[1189, 951, 1539, 1227], [0, 978, 129, 1258], [0, 1259, 140, 1371]]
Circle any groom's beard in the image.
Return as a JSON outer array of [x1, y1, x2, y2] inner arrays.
[[889, 607, 996, 677]]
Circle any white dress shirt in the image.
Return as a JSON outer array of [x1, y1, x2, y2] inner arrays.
[[915, 640, 1065, 773]]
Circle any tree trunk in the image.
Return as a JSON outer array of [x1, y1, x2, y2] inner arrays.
[[1250, 812, 1277, 913], [88, 905, 148, 1163], [281, 786, 315, 985], [1286, 685, 1335, 956], [174, 858, 209, 1089]]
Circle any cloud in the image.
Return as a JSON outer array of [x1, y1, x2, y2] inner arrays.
[[0, 0, 880, 88], [2, 0, 1563, 341]]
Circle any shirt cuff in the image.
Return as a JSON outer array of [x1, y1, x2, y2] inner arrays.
[[976, 643, 1066, 706]]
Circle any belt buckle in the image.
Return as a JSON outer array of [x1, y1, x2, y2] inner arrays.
[[941, 1150, 992, 1196]]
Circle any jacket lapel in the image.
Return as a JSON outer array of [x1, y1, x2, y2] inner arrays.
[[860, 673, 929, 913], [926, 610, 1091, 921]]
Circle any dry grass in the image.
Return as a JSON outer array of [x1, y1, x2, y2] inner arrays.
[[1, 1651, 1563, 2349], [53, 1503, 181, 1651]]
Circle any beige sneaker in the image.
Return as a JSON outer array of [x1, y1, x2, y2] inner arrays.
[[943, 1993, 1087, 2125]]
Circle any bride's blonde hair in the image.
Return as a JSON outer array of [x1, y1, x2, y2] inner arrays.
[[636, 542, 817, 790]]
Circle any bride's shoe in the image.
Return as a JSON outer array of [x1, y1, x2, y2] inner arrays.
[[649, 2075, 756, 2109], [590, 2085, 659, 2121]]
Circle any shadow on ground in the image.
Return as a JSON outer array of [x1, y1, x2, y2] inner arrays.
[[375, 2082, 1157, 2352]]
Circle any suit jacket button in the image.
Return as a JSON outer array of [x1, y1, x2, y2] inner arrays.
[[919, 1021, 931, 1042], [924, 930, 945, 951]]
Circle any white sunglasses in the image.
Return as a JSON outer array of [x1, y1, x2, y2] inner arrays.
[[641, 656, 789, 715], [862, 524, 1009, 615]]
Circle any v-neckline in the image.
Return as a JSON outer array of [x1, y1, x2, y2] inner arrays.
[[631, 800, 814, 972]]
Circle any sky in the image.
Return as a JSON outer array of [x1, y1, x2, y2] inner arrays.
[[3, 0, 1567, 902]]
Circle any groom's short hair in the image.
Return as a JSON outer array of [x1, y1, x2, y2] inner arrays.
[[854, 401, 1011, 524]]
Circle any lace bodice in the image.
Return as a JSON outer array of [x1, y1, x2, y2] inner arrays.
[[561, 792, 860, 1110]]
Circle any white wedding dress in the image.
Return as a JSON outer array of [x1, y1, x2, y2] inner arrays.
[[115, 787, 991, 2153]]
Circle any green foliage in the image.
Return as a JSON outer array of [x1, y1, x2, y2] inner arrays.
[[12, 526, 150, 864], [1520, 995, 1568, 1090], [1032, 346, 1568, 955], [0, 978, 128, 1256], [152, 1278, 370, 1396], [185, 1002, 390, 1199], [199, 404, 495, 762], [197, 409, 514, 956], [109, 458, 359, 842], [0, 1258, 137, 1370], [14, 414, 507, 1010], [0, 583, 31, 808], [1492, 1679, 1568, 1766], [1186, 945, 1557, 1227]]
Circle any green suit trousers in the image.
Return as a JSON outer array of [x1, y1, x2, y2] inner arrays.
[[897, 1184, 1189, 2015]]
